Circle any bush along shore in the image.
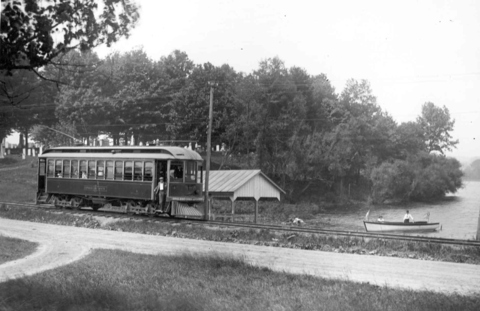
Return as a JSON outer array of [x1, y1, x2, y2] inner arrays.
[[1, 204, 479, 265]]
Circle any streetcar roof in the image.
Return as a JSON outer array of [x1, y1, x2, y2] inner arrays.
[[40, 146, 203, 161]]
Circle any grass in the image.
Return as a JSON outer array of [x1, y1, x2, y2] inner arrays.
[[1, 204, 480, 265], [0, 249, 479, 311], [0, 235, 38, 265], [0, 157, 38, 203]]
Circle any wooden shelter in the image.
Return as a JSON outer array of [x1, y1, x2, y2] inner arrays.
[[205, 170, 285, 222]]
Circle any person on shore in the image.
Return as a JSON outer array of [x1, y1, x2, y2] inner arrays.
[[403, 210, 414, 223]]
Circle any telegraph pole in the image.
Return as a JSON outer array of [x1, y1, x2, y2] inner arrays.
[[204, 82, 215, 220], [477, 205, 480, 241]]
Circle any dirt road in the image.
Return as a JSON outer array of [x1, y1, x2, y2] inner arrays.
[[1, 218, 479, 296]]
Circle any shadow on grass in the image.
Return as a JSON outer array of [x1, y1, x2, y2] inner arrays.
[[0, 250, 479, 311]]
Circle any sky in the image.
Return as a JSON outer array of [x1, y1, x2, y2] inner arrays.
[[8, 0, 480, 162]]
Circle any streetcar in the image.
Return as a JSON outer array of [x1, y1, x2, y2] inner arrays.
[[36, 146, 205, 217]]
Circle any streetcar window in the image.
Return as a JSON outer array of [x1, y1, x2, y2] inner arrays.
[[134, 161, 142, 181], [55, 160, 62, 177], [80, 160, 87, 179], [185, 161, 196, 182], [63, 160, 70, 178], [71, 160, 79, 178], [97, 160, 105, 179], [114, 161, 123, 180], [47, 159, 54, 177], [39, 159, 46, 176], [124, 161, 133, 180], [170, 161, 183, 182], [106, 161, 114, 180], [88, 160, 96, 179], [144, 162, 153, 181]]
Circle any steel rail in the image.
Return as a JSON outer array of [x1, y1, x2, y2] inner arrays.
[[2, 201, 480, 248]]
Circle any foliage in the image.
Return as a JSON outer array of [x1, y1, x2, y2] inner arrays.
[[370, 160, 414, 203], [0, 0, 139, 74], [417, 102, 458, 154], [0, 70, 57, 147], [370, 153, 463, 203], [3, 47, 461, 203], [410, 153, 463, 201], [30, 121, 80, 147], [394, 121, 426, 158]]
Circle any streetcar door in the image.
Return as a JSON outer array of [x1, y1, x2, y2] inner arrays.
[[38, 158, 46, 192]]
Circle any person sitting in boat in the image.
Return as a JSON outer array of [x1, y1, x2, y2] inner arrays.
[[377, 216, 385, 222], [403, 210, 414, 223]]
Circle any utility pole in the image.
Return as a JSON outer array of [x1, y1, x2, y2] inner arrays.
[[205, 82, 215, 220], [477, 205, 480, 241]]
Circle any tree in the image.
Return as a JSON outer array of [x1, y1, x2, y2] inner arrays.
[[252, 57, 307, 187], [417, 102, 458, 154], [1, 0, 139, 75], [410, 153, 463, 201], [394, 121, 425, 158], [0, 70, 57, 152], [370, 152, 463, 203], [53, 49, 157, 145], [370, 160, 414, 204]]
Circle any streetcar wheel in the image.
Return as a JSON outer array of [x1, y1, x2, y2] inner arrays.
[[126, 201, 135, 215], [70, 198, 83, 210], [52, 196, 60, 208], [146, 203, 155, 218]]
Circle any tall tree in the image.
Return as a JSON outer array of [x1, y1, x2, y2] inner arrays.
[[417, 102, 458, 154]]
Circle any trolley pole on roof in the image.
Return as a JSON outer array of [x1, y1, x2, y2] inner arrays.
[[205, 82, 216, 220]]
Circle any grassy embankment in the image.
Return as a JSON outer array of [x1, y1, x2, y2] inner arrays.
[[1, 249, 479, 311], [0, 155, 38, 203], [1, 204, 479, 265], [0, 235, 38, 265], [1, 155, 480, 265]]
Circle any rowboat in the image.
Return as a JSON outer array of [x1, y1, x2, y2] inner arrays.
[[363, 220, 440, 232]]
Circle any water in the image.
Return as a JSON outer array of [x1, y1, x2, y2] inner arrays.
[[323, 181, 480, 240]]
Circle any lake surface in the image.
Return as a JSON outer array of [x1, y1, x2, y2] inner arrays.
[[323, 181, 480, 240]]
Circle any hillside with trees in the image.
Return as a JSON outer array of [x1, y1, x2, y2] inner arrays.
[[0, 1, 463, 204]]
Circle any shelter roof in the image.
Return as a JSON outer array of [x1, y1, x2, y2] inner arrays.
[[205, 170, 285, 201]]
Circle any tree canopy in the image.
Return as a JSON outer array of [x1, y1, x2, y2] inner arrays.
[[1, 45, 462, 203], [0, 0, 139, 75], [417, 102, 458, 154]]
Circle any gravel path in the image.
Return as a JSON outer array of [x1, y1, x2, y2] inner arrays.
[[1, 218, 480, 296]]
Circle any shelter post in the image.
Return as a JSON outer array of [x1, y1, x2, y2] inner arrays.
[[230, 198, 235, 222], [254, 199, 258, 224]]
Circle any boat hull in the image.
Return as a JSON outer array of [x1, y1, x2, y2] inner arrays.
[[363, 221, 440, 232]]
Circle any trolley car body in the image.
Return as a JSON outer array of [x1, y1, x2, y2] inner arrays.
[[36, 146, 204, 217]]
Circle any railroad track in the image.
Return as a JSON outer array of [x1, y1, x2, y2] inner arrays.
[[2, 201, 480, 248]]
